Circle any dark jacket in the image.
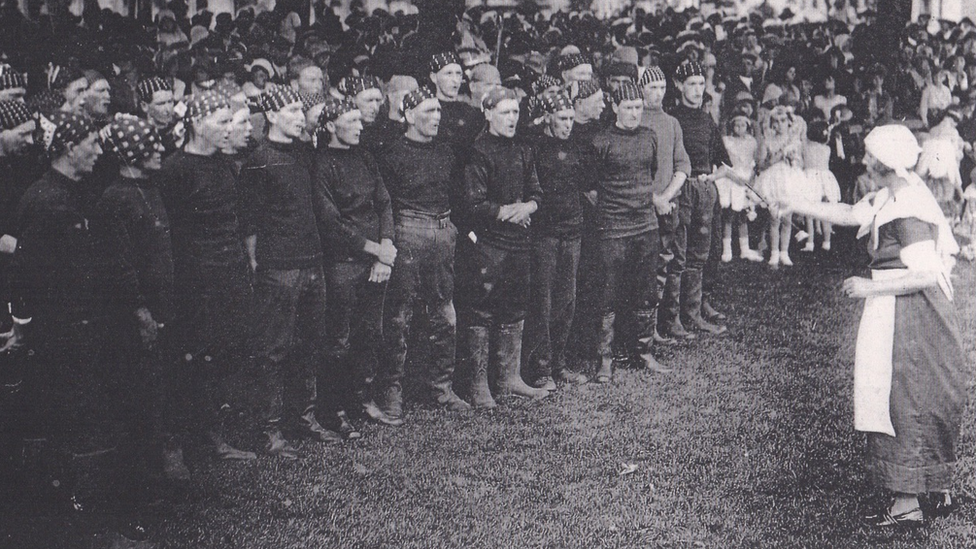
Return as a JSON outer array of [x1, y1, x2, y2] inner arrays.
[[531, 132, 588, 239]]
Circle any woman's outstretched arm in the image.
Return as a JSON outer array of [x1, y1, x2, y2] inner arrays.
[[790, 199, 862, 226]]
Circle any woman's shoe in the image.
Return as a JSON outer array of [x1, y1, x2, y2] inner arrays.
[[864, 507, 924, 528], [780, 253, 794, 267]]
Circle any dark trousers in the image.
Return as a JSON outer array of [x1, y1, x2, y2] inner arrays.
[[523, 233, 581, 380], [455, 239, 531, 327], [703, 191, 723, 301], [598, 231, 659, 354], [322, 260, 386, 414], [569, 201, 601, 361], [667, 177, 717, 276], [252, 266, 327, 427], [384, 212, 458, 392]]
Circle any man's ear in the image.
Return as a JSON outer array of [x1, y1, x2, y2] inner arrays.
[[140, 101, 150, 114], [265, 110, 277, 125], [429, 72, 438, 88], [325, 120, 337, 135], [611, 101, 619, 115], [403, 108, 415, 126]]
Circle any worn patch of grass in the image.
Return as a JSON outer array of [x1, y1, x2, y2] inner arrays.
[[5, 242, 976, 549]]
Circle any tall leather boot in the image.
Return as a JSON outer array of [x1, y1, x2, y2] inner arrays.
[[460, 324, 496, 409], [636, 308, 673, 374], [659, 274, 695, 341], [595, 312, 615, 383], [680, 270, 727, 335], [494, 321, 550, 399]]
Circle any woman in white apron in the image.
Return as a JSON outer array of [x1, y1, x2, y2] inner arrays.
[[788, 125, 968, 527]]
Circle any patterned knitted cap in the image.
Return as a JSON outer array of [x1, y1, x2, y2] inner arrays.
[[481, 87, 519, 111], [429, 51, 461, 74], [0, 100, 32, 130], [318, 96, 358, 125], [99, 114, 163, 165], [638, 66, 666, 88], [39, 111, 98, 155], [538, 89, 573, 114], [337, 75, 380, 98], [259, 84, 303, 112], [0, 64, 27, 91], [530, 74, 562, 97], [557, 53, 591, 74], [48, 65, 85, 91], [568, 79, 601, 102], [401, 86, 437, 114], [300, 92, 326, 114], [183, 90, 230, 122], [611, 81, 643, 104], [136, 77, 172, 104], [674, 61, 706, 82]]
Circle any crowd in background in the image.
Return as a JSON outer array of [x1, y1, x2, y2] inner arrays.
[[0, 0, 974, 542]]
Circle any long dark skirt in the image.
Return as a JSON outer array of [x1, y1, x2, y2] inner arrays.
[[865, 286, 969, 493]]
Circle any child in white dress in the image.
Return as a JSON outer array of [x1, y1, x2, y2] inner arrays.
[[801, 120, 842, 251], [715, 111, 763, 262]]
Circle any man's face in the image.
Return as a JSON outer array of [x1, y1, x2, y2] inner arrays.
[[608, 76, 631, 93], [144, 89, 175, 127], [297, 66, 324, 96], [354, 88, 384, 124], [405, 98, 441, 139], [613, 99, 643, 129], [576, 90, 605, 122], [0, 87, 26, 102], [330, 110, 364, 147], [643, 80, 667, 109], [546, 107, 575, 140], [486, 98, 519, 138], [678, 75, 706, 107], [0, 120, 35, 156], [269, 101, 305, 139], [138, 143, 164, 172], [69, 133, 102, 174], [742, 57, 756, 77], [63, 78, 88, 113], [226, 108, 253, 152], [84, 79, 111, 117], [194, 107, 233, 151], [431, 64, 463, 100], [562, 63, 593, 83], [252, 69, 269, 89]]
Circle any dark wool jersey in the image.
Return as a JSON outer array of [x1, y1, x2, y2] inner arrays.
[[461, 132, 544, 251], [9, 170, 103, 323], [239, 140, 323, 271], [156, 151, 247, 270], [312, 146, 394, 262], [378, 135, 457, 216], [361, 116, 405, 157], [97, 176, 175, 321], [669, 103, 731, 176], [591, 124, 659, 238], [438, 100, 484, 156], [531, 132, 588, 239]]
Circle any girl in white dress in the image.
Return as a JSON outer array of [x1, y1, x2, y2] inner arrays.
[[801, 120, 842, 251], [715, 110, 763, 262]]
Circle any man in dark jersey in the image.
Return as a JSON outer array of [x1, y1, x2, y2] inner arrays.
[[240, 86, 340, 460], [156, 91, 258, 462], [136, 77, 181, 156], [522, 89, 590, 390], [378, 87, 471, 413], [429, 52, 483, 155], [312, 97, 397, 434], [338, 75, 395, 156], [590, 81, 670, 383], [456, 87, 549, 408], [663, 62, 731, 338]]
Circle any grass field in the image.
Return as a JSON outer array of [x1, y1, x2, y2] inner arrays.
[[4, 238, 976, 549]]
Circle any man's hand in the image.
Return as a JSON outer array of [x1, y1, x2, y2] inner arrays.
[[584, 190, 598, 207], [376, 239, 397, 266], [842, 276, 872, 299], [135, 306, 159, 348], [369, 261, 392, 284], [652, 194, 673, 215], [498, 201, 537, 227]]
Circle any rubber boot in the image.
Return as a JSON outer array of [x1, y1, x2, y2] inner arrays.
[[494, 321, 550, 399], [595, 312, 615, 383], [702, 299, 727, 322], [660, 274, 695, 340], [365, 382, 404, 427], [461, 324, 496, 409], [681, 270, 727, 336], [636, 309, 673, 374]]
